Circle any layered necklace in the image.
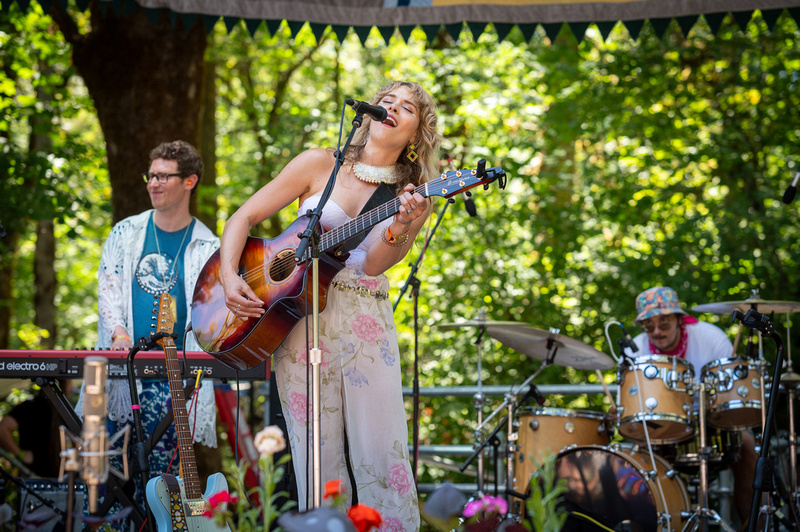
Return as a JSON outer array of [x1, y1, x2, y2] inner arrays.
[[152, 212, 192, 294], [352, 161, 399, 185]]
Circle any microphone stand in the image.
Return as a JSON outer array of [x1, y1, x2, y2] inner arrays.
[[394, 196, 453, 482], [732, 309, 787, 532], [293, 104, 363, 509]]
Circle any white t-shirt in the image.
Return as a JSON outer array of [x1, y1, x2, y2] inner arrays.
[[627, 320, 735, 378]]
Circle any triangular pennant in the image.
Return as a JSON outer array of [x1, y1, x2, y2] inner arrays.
[[540, 22, 562, 43], [622, 19, 644, 40], [375, 25, 395, 44], [330, 24, 350, 41], [494, 22, 514, 42], [760, 8, 784, 31], [309, 22, 327, 43], [179, 12, 198, 34], [675, 15, 698, 37], [420, 24, 440, 42], [353, 25, 371, 45], [517, 23, 537, 43], [567, 21, 589, 42], [703, 12, 726, 35], [595, 21, 616, 42], [286, 20, 305, 38], [397, 24, 414, 43], [202, 14, 219, 34], [467, 21, 486, 40], [444, 22, 462, 41], [731, 10, 753, 31], [143, 7, 162, 27], [649, 17, 672, 39], [123, 0, 139, 16], [108, 0, 123, 16], [36, 0, 54, 14], [15, 0, 31, 13], [222, 16, 239, 33], [788, 7, 800, 29], [266, 19, 282, 36]]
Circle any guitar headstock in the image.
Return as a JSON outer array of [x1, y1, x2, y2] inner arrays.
[[155, 292, 176, 350], [425, 162, 507, 199]]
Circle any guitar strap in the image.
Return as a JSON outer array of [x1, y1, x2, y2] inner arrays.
[[332, 182, 396, 258], [160, 473, 188, 531]]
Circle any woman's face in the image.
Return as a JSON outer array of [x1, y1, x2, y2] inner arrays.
[[369, 85, 421, 152]]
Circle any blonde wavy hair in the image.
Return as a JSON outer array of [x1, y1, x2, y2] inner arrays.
[[345, 81, 442, 190]]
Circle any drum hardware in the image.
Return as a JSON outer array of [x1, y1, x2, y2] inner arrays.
[[731, 307, 800, 532]]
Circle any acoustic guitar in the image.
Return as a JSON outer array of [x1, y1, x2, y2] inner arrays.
[[145, 293, 231, 532], [191, 166, 507, 370]]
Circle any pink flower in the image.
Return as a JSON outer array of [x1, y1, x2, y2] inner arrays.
[[378, 517, 404, 532], [387, 463, 412, 496], [287, 391, 307, 424], [463, 495, 508, 518], [359, 278, 380, 291], [351, 314, 384, 343]]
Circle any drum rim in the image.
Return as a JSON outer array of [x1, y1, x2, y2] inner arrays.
[[625, 354, 693, 368], [518, 406, 610, 420], [701, 356, 756, 371]]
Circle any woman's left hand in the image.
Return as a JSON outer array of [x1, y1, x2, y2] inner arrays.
[[395, 183, 426, 225]]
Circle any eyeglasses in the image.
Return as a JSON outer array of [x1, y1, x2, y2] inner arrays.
[[143, 172, 182, 184], [642, 315, 678, 332]]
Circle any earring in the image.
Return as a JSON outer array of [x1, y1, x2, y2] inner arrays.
[[406, 143, 418, 163]]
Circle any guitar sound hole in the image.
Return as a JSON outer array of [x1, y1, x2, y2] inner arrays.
[[269, 249, 297, 283]]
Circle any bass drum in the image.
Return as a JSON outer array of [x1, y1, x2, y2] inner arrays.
[[554, 444, 688, 532]]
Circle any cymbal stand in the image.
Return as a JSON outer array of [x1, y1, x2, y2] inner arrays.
[[473, 310, 488, 495], [780, 311, 800, 522], [682, 380, 736, 532]]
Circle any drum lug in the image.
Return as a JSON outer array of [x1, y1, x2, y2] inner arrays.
[[665, 468, 679, 479], [645, 397, 658, 411], [529, 419, 540, 431]]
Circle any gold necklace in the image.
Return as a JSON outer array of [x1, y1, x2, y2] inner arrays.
[[352, 161, 399, 185], [152, 213, 192, 291]]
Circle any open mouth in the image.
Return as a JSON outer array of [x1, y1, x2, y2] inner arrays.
[[382, 116, 397, 127]]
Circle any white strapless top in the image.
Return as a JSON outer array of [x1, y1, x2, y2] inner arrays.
[[297, 196, 392, 272]]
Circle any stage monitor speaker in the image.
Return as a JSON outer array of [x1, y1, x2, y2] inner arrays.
[[17, 478, 85, 532]]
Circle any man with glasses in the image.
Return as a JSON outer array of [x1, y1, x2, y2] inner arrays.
[[628, 286, 758, 529], [77, 140, 220, 526]]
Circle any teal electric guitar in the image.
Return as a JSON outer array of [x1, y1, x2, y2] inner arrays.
[[145, 293, 231, 532]]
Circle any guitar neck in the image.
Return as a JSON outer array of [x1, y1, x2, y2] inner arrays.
[[317, 183, 425, 255], [164, 344, 202, 500]]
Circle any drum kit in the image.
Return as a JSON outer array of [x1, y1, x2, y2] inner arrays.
[[436, 292, 800, 532]]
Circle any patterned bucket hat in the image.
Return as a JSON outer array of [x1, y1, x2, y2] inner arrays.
[[635, 286, 687, 323]]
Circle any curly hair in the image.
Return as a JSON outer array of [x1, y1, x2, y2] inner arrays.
[[344, 81, 442, 190], [149, 140, 203, 195]]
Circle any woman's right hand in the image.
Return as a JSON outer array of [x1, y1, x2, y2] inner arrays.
[[222, 272, 264, 319]]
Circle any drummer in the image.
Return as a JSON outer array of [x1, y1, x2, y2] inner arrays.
[[627, 286, 758, 528]]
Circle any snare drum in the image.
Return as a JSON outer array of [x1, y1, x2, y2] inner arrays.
[[617, 355, 695, 444], [702, 357, 764, 429], [513, 407, 610, 495], [555, 444, 689, 532]]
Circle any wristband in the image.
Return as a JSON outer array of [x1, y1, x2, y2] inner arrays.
[[382, 226, 409, 247], [112, 334, 131, 342]]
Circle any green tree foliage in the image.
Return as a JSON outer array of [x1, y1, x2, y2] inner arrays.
[[1, 3, 799, 493]]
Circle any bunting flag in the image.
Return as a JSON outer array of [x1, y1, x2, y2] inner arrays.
[[3, 0, 800, 42]]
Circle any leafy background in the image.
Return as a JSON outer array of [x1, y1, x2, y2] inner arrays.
[[1, 0, 799, 501]]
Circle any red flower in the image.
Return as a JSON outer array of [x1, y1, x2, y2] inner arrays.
[[324, 479, 345, 499], [348, 504, 383, 532], [206, 490, 237, 512]]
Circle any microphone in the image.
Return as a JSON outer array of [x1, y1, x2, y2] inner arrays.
[[82, 356, 109, 514], [620, 323, 639, 353], [462, 192, 478, 217], [345, 98, 388, 122], [783, 171, 800, 204]]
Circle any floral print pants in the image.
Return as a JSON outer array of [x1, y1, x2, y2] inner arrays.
[[273, 267, 420, 532]]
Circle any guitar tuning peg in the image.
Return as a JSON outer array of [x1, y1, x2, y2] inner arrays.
[[448, 198, 455, 204]]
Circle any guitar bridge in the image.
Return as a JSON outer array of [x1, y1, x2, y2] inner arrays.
[[184, 499, 210, 517]]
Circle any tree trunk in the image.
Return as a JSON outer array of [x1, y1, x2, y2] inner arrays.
[[50, 3, 207, 224], [197, 57, 218, 234]]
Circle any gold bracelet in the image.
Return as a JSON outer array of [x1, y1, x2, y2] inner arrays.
[[112, 334, 130, 342], [382, 226, 409, 247]]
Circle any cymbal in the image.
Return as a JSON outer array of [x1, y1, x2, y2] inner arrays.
[[484, 324, 615, 370], [436, 319, 521, 330], [692, 296, 800, 315]]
